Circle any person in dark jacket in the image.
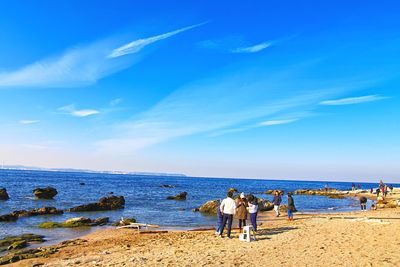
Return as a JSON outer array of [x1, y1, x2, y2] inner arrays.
[[272, 191, 282, 217], [287, 192, 295, 221], [359, 196, 368, 211]]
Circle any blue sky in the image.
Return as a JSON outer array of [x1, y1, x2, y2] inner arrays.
[[0, 1, 399, 182]]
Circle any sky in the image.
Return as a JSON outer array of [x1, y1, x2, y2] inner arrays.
[[0, 1, 399, 182]]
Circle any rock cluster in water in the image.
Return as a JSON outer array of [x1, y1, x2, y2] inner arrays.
[[0, 188, 9, 200], [39, 217, 109, 228], [33, 187, 58, 199], [0, 207, 63, 222], [167, 192, 187, 200], [294, 189, 346, 199], [68, 195, 125, 212]]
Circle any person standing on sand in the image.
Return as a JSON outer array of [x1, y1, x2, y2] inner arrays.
[[235, 192, 248, 231], [219, 191, 236, 238], [272, 191, 282, 217], [287, 192, 295, 221], [247, 195, 258, 232], [359, 196, 367, 211], [215, 200, 224, 235]]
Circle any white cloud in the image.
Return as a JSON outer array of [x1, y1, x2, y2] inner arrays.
[[319, 95, 388, 106], [0, 23, 205, 88], [59, 104, 100, 117], [109, 98, 123, 106], [231, 42, 271, 53], [108, 22, 207, 58], [259, 119, 298, 126], [19, 120, 40, 124]]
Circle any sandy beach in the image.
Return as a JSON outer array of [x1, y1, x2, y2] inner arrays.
[[6, 208, 400, 267]]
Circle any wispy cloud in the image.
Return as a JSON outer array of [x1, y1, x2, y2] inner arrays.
[[259, 119, 298, 126], [19, 120, 40, 124], [0, 23, 205, 88], [319, 95, 388, 106], [231, 42, 272, 53], [59, 104, 100, 117], [108, 22, 207, 58], [97, 61, 371, 154], [109, 98, 123, 106]]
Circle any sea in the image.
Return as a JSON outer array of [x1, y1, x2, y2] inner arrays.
[[1, 169, 396, 245]]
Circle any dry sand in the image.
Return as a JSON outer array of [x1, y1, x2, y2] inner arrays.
[[9, 208, 400, 267]]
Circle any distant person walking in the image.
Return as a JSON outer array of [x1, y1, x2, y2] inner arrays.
[[219, 191, 236, 238], [247, 195, 258, 232], [287, 192, 295, 221], [360, 196, 367, 211], [272, 191, 282, 217], [235, 192, 248, 231], [352, 183, 356, 191]]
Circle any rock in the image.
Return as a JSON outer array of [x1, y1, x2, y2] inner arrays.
[[294, 189, 346, 199], [7, 240, 27, 250], [0, 188, 9, 200], [160, 184, 175, 188], [80, 182, 85, 185], [39, 217, 109, 228], [33, 187, 58, 199], [68, 196, 125, 212], [257, 198, 274, 211], [11, 207, 63, 218], [192, 208, 200, 212], [0, 246, 58, 265], [198, 200, 220, 214], [264, 189, 284, 195], [0, 214, 18, 222], [0, 234, 45, 251], [167, 192, 187, 200]]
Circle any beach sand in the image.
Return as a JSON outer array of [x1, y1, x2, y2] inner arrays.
[[8, 208, 400, 267]]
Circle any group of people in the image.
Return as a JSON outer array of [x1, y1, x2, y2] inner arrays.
[[215, 190, 296, 238]]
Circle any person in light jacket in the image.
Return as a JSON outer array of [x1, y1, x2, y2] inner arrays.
[[219, 191, 236, 238], [247, 194, 258, 232], [272, 191, 282, 217]]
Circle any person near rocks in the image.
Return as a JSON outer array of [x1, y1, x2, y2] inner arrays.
[[235, 192, 248, 231], [247, 194, 258, 232], [218, 191, 236, 238], [359, 196, 368, 211], [376, 188, 381, 197], [215, 199, 224, 235], [384, 185, 388, 197], [352, 183, 356, 191], [272, 191, 282, 217], [370, 203, 377, 210], [287, 192, 295, 221]]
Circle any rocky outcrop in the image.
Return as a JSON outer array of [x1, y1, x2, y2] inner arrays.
[[257, 198, 274, 211], [228, 188, 238, 194], [198, 200, 220, 214], [11, 207, 63, 218], [0, 234, 45, 252], [39, 217, 109, 228], [167, 192, 187, 200], [0, 188, 9, 200], [113, 217, 137, 226], [33, 187, 58, 199], [376, 199, 400, 209], [294, 189, 346, 199], [264, 189, 284, 195], [0, 214, 18, 222], [68, 196, 125, 212], [0, 207, 63, 222]]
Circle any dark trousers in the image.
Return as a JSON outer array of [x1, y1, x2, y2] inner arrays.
[[219, 214, 233, 237], [360, 203, 366, 210], [250, 212, 257, 231], [238, 219, 246, 229]]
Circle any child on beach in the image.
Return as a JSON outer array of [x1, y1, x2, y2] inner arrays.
[[219, 191, 236, 238], [247, 195, 258, 232], [235, 192, 248, 231], [287, 192, 295, 221], [359, 196, 367, 211], [272, 191, 282, 217]]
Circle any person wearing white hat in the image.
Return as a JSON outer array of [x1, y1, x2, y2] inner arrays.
[[235, 192, 248, 231]]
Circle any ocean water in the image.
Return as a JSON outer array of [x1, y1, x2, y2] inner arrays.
[[0, 169, 394, 242]]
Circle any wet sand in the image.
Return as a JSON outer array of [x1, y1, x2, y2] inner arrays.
[[9, 208, 400, 267]]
